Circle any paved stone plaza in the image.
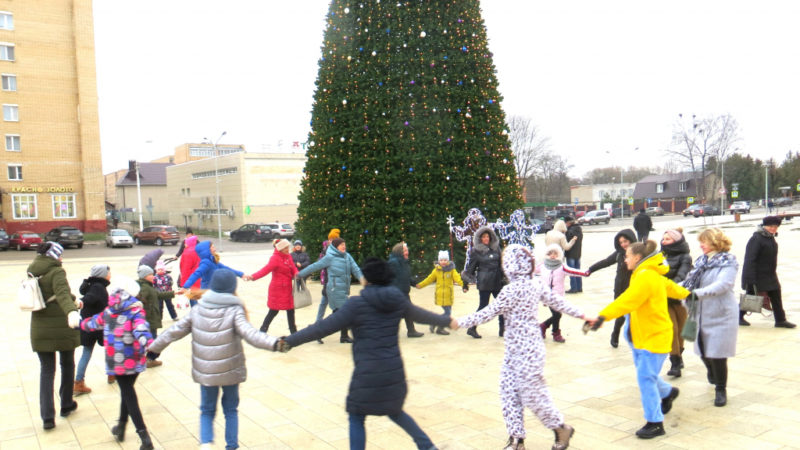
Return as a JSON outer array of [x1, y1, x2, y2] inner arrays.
[[1, 214, 799, 449]]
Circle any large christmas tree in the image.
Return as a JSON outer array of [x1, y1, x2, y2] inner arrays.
[[297, 0, 522, 272]]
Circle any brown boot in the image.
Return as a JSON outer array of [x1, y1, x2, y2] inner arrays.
[[73, 380, 92, 395], [552, 424, 574, 450], [107, 375, 116, 384]]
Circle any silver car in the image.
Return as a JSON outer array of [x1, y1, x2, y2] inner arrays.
[[106, 229, 134, 248]]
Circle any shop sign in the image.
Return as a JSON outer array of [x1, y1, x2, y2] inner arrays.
[[9, 186, 75, 193]]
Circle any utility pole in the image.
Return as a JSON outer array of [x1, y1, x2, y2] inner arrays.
[[135, 161, 144, 231]]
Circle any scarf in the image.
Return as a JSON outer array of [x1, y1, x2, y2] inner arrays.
[[683, 252, 737, 291], [544, 258, 562, 270]]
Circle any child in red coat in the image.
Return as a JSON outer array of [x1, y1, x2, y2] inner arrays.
[[249, 239, 299, 333]]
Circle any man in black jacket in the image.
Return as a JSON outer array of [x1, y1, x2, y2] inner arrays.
[[633, 209, 652, 242], [564, 216, 583, 293], [387, 242, 424, 337], [740, 216, 795, 328]]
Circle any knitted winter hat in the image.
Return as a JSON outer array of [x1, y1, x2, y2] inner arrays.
[[438, 250, 450, 261], [90, 264, 110, 279], [293, 240, 303, 246], [210, 269, 237, 294], [155, 260, 167, 272], [763, 216, 782, 226], [275, 239, 291, 252], [544, 243, 564, 260], [663, 228, 683, 242], [361, 257, 395, 286], [39, 241, 64, 260], [328, 228, 341, 240], [137, 265, 154, 279], [331, 238, 345, 249]]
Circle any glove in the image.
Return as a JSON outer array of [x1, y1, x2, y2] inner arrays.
[[67, 311, 81, 329], [462, 283, 469, 293], [274, 339, 291, 353]]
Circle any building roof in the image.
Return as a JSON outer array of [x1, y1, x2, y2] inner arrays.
[[633, 171, 711, 199], [116, 162, 173, 187]]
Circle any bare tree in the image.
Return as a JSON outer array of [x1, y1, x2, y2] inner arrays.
[[525, 153, 573, 203], [508, 115, 550, 188], [666, 113, 741, 201]]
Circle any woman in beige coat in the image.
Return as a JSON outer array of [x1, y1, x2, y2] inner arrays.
[[544, 220, 577, 255]]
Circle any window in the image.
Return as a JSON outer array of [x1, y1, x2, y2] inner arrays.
[[191, 167, 238, 179], [0, 43, 14, 61], [678, 182, 687, 192], [656, 183, 664, 193], [7, 163, 21, 180], [2, 74, 15, 91], [12, 193, 36, 219], [52, 194, 76, 218], [3, 104, 18, 121], [188, 145, 244, 157], [0, 13, 13, 30], [5, 134, 19, 151]]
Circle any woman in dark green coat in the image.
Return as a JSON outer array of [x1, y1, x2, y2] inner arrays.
[[28, 242, 80, 430]]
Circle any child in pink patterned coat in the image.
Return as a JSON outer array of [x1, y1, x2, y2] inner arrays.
[[80, 277, 155, 449], [536, 243, 589, 343], [456, 244, 592, 450]]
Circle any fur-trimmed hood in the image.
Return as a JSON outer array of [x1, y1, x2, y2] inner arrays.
[[472, 226, 500, 253]]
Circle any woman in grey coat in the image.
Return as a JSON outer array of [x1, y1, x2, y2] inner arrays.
[[149, 269, 280, 449], [682, 228, 738, 408]]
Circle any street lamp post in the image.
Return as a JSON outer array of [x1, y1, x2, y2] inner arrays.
[[204, 131, 227, 248], [135, 161, 144, 231]]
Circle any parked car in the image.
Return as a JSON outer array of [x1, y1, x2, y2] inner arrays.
[[578, 209, 611, 225], [106, 229, 134, 248], [230, 224, 274, 242], [133, 225, 180, 246], [266, 223, 295, 239], [0, 228, 8, 251], [44, 226, 84, 249], [531, 218, 554, 234], [645, 206, 665, 216], [728, 201, 751, 214], [10, 231, 43, 251], [575, 211, 586, 219], [685, 204, 720, 217], [775, 197, 794, 207]]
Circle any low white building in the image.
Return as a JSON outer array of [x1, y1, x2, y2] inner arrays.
[[571, 183, 637, 206]]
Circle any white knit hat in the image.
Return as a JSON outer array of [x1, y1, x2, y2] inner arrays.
[[437, 250, 450, 261]]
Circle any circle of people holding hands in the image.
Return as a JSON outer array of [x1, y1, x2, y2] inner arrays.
[[24, 208, 794, 450]]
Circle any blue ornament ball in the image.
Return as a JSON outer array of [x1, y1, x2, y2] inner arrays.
[[409, 168, 414, 172], [339, 194, 344, 198]]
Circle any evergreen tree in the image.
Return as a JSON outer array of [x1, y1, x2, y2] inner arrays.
[[297, 0, 522, 271]]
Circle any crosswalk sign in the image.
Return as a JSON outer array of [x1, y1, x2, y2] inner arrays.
[[732, 191, 739, 198], [687, 197, 695, 204]]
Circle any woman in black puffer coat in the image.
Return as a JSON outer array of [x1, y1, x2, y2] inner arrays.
[[660, 228, 693, 377], [463, 226, 505, 338], [587, 229, 637, 348], [284, 258, 452, 450], [74, 264, 112, 394]]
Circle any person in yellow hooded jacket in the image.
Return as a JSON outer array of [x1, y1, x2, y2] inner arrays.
[[416, 251, 468, 335], [593, 240, 690, 440]]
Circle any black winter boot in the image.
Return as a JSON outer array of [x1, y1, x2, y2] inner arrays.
[[635, 422, 665, 439], [136, 429, 154, 450], [666, 355, 682, 377], [111, 421, 126, 442], [714, 388, 727, 407]]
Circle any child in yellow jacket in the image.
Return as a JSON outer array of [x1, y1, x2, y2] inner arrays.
[[592, 240, 690, 440], [416, 251, 467, 335]]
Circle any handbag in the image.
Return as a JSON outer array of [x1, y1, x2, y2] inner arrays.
[[680, 294, 698, 342], [739, 285, 764, 314], [293, 278, 313, 309]]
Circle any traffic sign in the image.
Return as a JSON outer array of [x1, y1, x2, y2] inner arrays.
[[719, 187, 726, 195], [687, 197, 695, 204], [796, 183, 800, 191], [627, 198, 633, 205], [732, 191, 739, 198]]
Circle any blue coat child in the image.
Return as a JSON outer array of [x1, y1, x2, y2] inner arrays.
[[181, 241, 244, 290]]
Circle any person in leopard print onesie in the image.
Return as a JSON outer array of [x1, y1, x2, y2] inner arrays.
[[456, 244, 591, 450]]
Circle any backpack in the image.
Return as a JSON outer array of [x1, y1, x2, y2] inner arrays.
[[19, 272, 55, 312]]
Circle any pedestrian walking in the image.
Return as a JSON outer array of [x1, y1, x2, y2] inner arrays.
[[154, 261, 178, 321], [536, 244, 589, 343], [456, 244, 588, 450], [682, 228, 738, 407], [148, 269, 281, 450], [660, 228, 692, 377], [633, 209, 652, 243], [175, 227, 195, 258], [74, 264, 111, 395], [297, 237, 366, 343], [586, 229, 637, 348], [136, 266, 164, 368], [739, 216, 796, 328], [387, 242, 425, 337], [416, 251, 467, 335], [250, 239, 299, 334], [178, 235, 202, 306], [462, 226, 504, 338], [80, 277, 155, 449], [592, 240, 689, 439], [28, 242, 80, 430], [281, 258, 453, 450], [564, 216, 583, 293]]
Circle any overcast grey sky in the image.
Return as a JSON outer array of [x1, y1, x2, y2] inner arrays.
[[94, 1, 800, 177]]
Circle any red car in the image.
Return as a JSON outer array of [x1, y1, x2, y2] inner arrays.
[[10, 231, 43, 251]]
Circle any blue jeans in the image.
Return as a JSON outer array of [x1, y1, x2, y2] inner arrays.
[[566, 257, 582, 292], [200, 384, 240, 449], [75, 345, 93, 382], [316, 287, 329, 322], [631, 348, 672, 423], [349, 411, 434, 450]]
